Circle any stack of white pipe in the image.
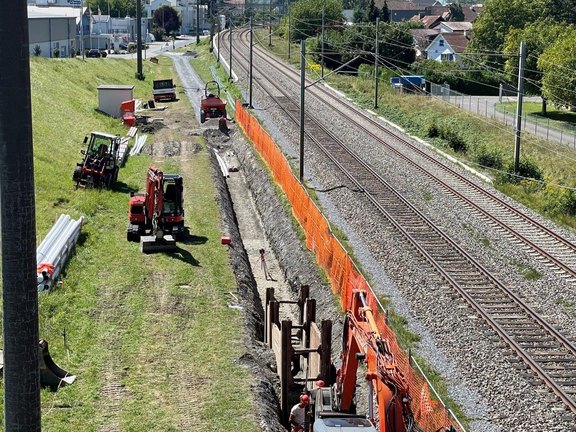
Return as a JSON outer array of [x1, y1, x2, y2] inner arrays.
[[213, 148, 229, 178], [129, 133, 148, 156], [36, 214, 84, 292]]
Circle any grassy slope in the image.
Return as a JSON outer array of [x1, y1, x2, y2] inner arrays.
[[0, 56, 257, 431]]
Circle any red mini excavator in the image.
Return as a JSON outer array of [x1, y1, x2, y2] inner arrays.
[[127, 166, 185, 252]]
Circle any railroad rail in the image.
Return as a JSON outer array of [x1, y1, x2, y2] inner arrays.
[[219, 28, 576, 413]]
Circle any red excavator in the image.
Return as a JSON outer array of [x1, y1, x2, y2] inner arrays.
[[72, 132, 121, 189], [127, 166, 185, 252], [310, 290, 457, 432], [200, 81, 227, 123]]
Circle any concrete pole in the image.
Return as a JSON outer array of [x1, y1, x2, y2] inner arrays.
[[196, 0, 200, 44], [80, 3, 84, 58], [0, 1, 41, 430], [249, 15, 253, 108], [287, 1, 291, 59], [373, 17, 379, 109], [136, 0, 143, 79], [217, 19, 220, 62], [268, 0, 272, 46], [513, 41, 526, 174], [229, 17, 233, 80], [299, 39, 305, 182], [321, 5, 324, 78]]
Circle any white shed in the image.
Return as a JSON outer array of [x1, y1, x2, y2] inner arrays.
[[97, 84, 134, 118]]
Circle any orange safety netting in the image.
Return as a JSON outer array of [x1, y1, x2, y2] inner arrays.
[[236, 101, 459, 432]]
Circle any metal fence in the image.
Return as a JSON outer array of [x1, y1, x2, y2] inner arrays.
[[428, 83, 576, 148]]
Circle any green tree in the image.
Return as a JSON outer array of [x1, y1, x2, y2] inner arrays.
[[466, 0, 544, 68], [503, 19, 568, 100], [152, 5, 182, 35], [284, 0, 343, 40], [538, 26, 576, 107], [449, 2, 465, 21]]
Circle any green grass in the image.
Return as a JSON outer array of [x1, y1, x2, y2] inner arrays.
[[510, 259, 542, 281], [0, 56, 258, 431], [497, 101, 576, 134]]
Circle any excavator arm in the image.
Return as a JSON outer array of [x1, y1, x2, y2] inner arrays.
[[336, 290, 415, 432]]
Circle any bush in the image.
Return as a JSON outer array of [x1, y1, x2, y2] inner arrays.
[[33, 45, 42, 57], [472, 144, 503, 169], [427, 123, 439, 138], [559, 189, 576, 216], [497, 159, 543, 184], [358, 63, 372, 79], [53, 48, 60, 58]]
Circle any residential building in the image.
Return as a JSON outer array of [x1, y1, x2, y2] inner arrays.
[[425, 32, 470, 63], [410, 28, 440, 58], [433, 21, 473, 33]]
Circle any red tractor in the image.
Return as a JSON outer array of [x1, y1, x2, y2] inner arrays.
[[72, 132, 121, 189], [200, 81, 227, 123], [127, 166, 185, 251]]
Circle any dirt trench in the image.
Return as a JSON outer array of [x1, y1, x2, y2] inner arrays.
[[203, 124, 346, 430]]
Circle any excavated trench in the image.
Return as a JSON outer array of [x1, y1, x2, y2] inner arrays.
[[205, 126, 346, 431]]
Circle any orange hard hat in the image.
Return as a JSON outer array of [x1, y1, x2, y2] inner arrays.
[[300, 394, 310, 404], [315, 380, 325, 388]]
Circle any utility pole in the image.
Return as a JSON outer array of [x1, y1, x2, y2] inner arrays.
[[80, 2, 85, 59], [217, 18, 220, 62], [0, 1, 41, 430], [196, 0, 200, 44], [299, 39, 305, 182], [229, 17, 233, 80], [249, 15, 254, 108], [373, 17, 379, 109], [136, 0, 143, 79], [268, 0, 272, 46], [287, 0, 291, 59], [321, 5, 324, 78], [513, 41, 526, 174]]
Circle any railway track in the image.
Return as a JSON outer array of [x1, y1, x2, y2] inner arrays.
[[219, 28, 576, 414]]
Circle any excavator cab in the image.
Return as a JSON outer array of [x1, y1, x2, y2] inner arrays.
[[127, 167, 185, 252]]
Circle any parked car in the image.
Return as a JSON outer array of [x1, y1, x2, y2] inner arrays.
[[86, 49, 101, 58]]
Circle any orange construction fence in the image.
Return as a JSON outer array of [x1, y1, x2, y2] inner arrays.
[[236, 100, 459, 432]]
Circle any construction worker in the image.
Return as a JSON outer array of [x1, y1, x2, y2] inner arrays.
[[289, 394, 310, 432], [219, 117, 229, 136]]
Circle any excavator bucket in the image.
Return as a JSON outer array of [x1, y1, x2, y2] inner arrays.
[[0, 339, 76, 391], [140, 234, 177, 253], [39, 339, 76, 390]]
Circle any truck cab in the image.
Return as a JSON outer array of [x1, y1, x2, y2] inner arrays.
[[152, 79, 177, 102]]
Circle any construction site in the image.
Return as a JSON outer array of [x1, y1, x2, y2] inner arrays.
[[3, 6, 576, 431]]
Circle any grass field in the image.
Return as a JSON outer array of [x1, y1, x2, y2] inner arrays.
[[1, 54, 258, 431]]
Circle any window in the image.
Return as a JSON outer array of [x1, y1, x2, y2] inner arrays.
[[439, 39, 444, 46], [441, 53, 454, 62]]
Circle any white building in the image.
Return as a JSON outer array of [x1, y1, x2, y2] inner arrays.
[[28, 5, 81, 57]]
